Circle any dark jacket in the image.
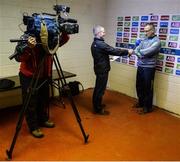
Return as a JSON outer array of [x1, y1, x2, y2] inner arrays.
[[91, 37, 128, 74]]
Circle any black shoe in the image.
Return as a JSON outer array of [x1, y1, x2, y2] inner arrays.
[[136, 107, 143, 113], [100, 104, 106, 108], [138, 110, 148, 115], [138, 108, 153, 115], [132, 103, 143, 108], [31, 129, 44, 138], [148, 109, 153, 113], [94, 109, 110, 115], [40, 120, 55, 128]]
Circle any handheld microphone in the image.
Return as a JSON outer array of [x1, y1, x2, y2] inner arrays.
[[128, 39, 141, 58], [134, 39, 141, 49], [133, 39, 142, 58]]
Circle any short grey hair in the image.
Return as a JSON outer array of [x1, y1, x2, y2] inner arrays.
[[145, 22, 155, 32], [93, 25, 104, 36]]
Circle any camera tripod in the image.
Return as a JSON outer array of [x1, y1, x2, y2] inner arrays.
[[6, 52, 89, 160]]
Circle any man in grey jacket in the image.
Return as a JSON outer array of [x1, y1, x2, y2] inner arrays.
[[134, 23, 161, 114]]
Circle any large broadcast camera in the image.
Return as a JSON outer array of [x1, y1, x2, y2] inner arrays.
[[23, 5, 79, 35], [10, 5, 79, 58]]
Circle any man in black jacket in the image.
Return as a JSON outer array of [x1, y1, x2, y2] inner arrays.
[[91, 25, 133, 115]]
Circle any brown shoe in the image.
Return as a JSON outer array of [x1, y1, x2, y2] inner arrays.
[[31, 129, 44, 138], [41, 120, 55, 128]]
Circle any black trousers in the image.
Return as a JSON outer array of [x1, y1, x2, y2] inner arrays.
[[136, 66, 155, 112], [93, 72, 109, 111], [19, 72, 49, 131]]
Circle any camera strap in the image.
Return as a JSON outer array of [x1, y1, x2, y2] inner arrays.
[[40, 15, 59, 55]]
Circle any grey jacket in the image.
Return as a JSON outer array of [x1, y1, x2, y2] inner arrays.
[[135, 35, 161, 68]]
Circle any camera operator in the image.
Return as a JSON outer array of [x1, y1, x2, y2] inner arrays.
[[91, 25, 133, 115], [14, 32, 69, 138]]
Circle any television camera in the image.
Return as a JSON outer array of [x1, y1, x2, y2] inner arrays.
[[22, 4, 79, 36], [9, 4, 79, 59]]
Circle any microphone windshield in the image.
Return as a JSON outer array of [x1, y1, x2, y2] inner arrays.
[[135, 39, 141, 47]]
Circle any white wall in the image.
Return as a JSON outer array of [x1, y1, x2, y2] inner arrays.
[[105, 0, 180, 114], [0, 0, 106, 108], [1, 0, 180, 115]]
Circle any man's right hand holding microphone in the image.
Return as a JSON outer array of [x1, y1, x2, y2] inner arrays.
[[128, 49, 134, 57]]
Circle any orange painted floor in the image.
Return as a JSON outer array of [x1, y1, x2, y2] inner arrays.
[[0, 88, 180, 161]]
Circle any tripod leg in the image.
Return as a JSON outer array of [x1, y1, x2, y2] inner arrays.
[[53, 53, 89, 143], [56, 79, 66, 108], [51, 80, 66, 108], [66, 86, 89, 143], [6, 90, 33, 160], [6, 55, 47, 160]]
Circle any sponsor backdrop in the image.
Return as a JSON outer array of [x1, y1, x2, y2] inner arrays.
[[115, 14, 180, 77]]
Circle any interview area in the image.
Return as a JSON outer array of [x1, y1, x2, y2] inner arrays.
[[0, 0, 180, 161]]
